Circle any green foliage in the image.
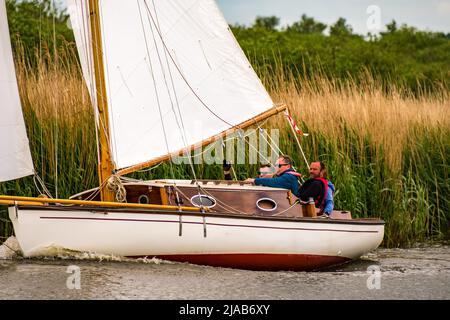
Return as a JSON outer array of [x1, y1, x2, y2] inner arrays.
[[233, 16, 450, 94], [329, 17, 354, 37], [276, 122, 450, 247], [385, 20, 398, 33], [6, 0, 74, 64], [253, 15, 280, 31], [6, 1, 449, 94], [287, 14, 327, 34]]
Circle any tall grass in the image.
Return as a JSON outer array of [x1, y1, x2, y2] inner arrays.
[[1, 42, 449, 247], [264, 68, 449, 246]]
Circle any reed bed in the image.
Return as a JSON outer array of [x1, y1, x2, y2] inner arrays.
[[264, 69, 449, 246], [1, 43, 449, 247]]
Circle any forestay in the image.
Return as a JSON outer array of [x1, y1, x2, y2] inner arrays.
[[68, 0, 274, 170], [0, 1, 34, 182]]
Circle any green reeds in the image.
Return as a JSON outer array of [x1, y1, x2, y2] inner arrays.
[[265, 66, 449, 246], [1, 41, 449, 247]]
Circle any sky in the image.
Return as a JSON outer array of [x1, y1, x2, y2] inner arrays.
[[216, 0, 450, 35]]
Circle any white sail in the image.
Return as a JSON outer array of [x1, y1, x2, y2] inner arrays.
[[0, 0, 34, 182], [69, 0, 274, 170]]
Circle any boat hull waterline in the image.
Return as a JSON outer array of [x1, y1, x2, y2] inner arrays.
[[9, 205, 384, 271]]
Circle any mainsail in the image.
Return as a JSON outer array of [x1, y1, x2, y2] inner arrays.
[[0, 1, 34, 182], [69, 0, 274, 171]]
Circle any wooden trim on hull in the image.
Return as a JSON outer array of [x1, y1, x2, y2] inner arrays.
[[0, 195, 201, 212], [130, 253, 352, 271]]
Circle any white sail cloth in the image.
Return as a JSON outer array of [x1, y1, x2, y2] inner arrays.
[[68, 0, 273, 170], [0, 0, 34, 182]]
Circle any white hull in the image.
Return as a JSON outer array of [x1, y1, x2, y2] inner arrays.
[[9, 205, 384, 271]]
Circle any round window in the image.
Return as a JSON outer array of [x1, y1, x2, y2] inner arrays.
[[138, 194, 149, 204], [190, 195, 216, 208], [256, 198, 277, 211]]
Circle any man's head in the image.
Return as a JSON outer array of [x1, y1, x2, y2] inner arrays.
[[258, 164, 274, 178], [275, 155, 292, 176], [309, 161, 326, 179]]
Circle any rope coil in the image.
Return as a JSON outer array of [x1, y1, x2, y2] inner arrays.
[[106, 175, 127, 203]]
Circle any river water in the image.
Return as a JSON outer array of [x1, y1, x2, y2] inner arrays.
[[0, 237, 449, 300]]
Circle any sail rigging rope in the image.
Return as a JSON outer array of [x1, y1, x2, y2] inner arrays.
[[77, 1, 103, 172], [173, 183, 240, 214], [141, 1, 238, 129], [98, 1, 119, 165], [106, 175, 127, 203], [141, 0, 200, 185], [149, 0, 200, 184], [173, 120, 282, 167], [285, 111, 310, 170], [137, 1, 177, 182], [81, 177, 109, 202], [136, 161, 163, 173], [141, 1, 207, 212], [75, 2, 295, 206], [140, 1, 299, 189], [173, 183, 300, 216], [175, 182, 264, 216], [51, 0, 59, 199], [30, 0, 58, 200], [266, 200, 300, 217], [77, 0, 115, 200], [149, 0, 188, 148], [33, 174, 53, 199], [257, 123, 285, 162], [195, 185, 244, 214]]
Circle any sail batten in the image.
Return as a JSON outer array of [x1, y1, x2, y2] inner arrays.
[[0, 1, 34, 182], [69, 0, 274, 171]]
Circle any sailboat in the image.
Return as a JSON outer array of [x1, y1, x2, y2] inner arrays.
[[0, 0, 384, 271]]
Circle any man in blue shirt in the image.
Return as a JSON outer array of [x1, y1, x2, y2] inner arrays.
[[323, 180, 335, 216], [316, 162, 335, 217], [245, 155, 300, 196]]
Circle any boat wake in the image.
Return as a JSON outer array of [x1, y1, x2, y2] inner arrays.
[[0, 236, 22, 259], [51, 251, 173, 265], [0, 236, 172, 265]]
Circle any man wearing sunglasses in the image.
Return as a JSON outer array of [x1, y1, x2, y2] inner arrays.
[[244, 155, 300, 196]]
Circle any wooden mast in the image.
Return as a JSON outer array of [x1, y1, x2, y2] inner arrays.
[[89, 0, 115, 202], [117, 104, 288, 176]]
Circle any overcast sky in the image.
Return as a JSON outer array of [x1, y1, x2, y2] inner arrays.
[[216, 0, 450, 35]]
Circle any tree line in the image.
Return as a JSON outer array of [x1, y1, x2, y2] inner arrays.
[[233, 15, 450, 94], [6, 0, 450, 94]]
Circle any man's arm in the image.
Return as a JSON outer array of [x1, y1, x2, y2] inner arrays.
[[254, 176, 292, 190], [323, 188, 334, 214]]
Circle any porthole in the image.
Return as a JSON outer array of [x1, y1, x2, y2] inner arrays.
[[256, 198, 277, 211], [138, 194, 149, 204], [190, 195, 216, 208]]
